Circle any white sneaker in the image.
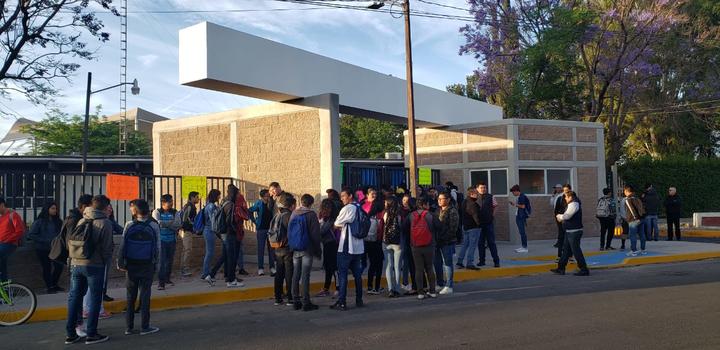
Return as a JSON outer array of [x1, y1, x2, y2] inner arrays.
[[257, 269, 265, 276], [75, 326, 87, 338], [516, 248, 529, 253], [417, 293, 426, 300], [640, 250, 648, 255], [626, 251, 639, 257], [439, 287, 453, 295], [514, 247, 523, 252], [427, 292, 438, 298], [204, 275, 215, 286], [401, 284, 411, 292], [226, 281, 245, 288], [270, 267, 277, 275]]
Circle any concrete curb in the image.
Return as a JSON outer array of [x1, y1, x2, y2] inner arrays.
[[670, 230, 720, 238], [27, 251, 720, 324]]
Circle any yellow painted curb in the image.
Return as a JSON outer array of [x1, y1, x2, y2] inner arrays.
[[661, 230, 720, 238], [509, 251, 607, 262], [27, 251, 720, 324]]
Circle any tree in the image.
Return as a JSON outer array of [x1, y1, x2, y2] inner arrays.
[[0, 0, 115, 113], [339, 114, 404, 159], [22, 107, 151, 155], [446, 74, 486, 101]]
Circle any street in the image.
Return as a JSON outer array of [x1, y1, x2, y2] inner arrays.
[[3, 259, 720, 349]]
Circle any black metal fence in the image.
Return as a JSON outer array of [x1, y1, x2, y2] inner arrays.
[[0, 172, 237, 225], [342, 164, 441, 189]]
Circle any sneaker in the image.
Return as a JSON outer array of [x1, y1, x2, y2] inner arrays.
[[238, 269, 249, 276], [417, 293, 426, 300], [439, 287, 453, 295], [85, 334, 109, 345], [599, 247, 605, 251], [368, 289, 380, 295], [286, 301, 295, 306], [388, 291, 399, 298], [555, 257, 560, 263], [607, 247, 616, 250], [226, 281, 245, 288], [302, 303, 319, 311], [569, 257, 576, 263], [293, 301, 303, 310], [315, 289, 330, 297], [401, 284, 411, 291], [466, 265, 479, 271], [494, 263, 501, 268], [203, 275, 215, 286], [167, 280, 175, 286], [427, 292, 438, 298], [75, 326, 87, 338], [550, 268, 566, 275], [573, 270, 590, 276], [356, 299, 365, 308], [516, 247, 529, 253], [274, 299, 284, 306], [124, 329, 134, 336], [476, 263, 486, 267], [257, 269, 265, 276], [98, 310, 112, 320], [270, 267, 277, 277], [140, 327, 160, 335], [640, 250, 648, 255], [405, 290, 418, 296], [65, 335, 82, 345], [103, 294, 114, 302], [181, 269, 192, 277], [330, 302, 347, 311], [157, 283, 165, 291], [626, 251, 639, 257]]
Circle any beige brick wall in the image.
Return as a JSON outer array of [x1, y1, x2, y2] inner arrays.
[[519, 125, 573, 141], [158, 124, 231, 176], [415, 129, 463, 147], [466, 125, 507, 143], [576, 128, 597, 143], [417, 151, 463, 166], [467, 148, 508, 162], [439, 169, 464, 190], [576, 146, 598, 161], [518, 145, 573, 161], [494, 197, 510, 241], [524, 196, 561, 240], [577, 167, 600, 236]]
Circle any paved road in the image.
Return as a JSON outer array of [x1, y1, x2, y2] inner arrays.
[[4, 259, 720, 349]]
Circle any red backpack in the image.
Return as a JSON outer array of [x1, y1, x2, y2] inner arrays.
[[410, 210, 432, 247]]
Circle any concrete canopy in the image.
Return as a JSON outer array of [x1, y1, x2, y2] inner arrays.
[[178, 22, 502, 127]]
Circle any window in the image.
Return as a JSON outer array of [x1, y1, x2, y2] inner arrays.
[[518, 169, 572, 195], [469, 169, 508, 195]]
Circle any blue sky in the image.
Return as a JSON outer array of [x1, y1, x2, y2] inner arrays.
[[0, 0, 479, 137]]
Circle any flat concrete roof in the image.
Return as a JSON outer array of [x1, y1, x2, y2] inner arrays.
[[178, 22, 502, 126]]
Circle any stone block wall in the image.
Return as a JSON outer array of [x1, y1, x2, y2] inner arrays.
[[159, 124, 231, 176]]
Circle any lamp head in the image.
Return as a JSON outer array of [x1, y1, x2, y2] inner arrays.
[[131, 79, 140, 95]]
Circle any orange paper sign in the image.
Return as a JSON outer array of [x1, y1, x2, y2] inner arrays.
[[106, 174, 139, 200]]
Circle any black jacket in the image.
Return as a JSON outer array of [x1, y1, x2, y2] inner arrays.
[[642, 188, 661, 216], [664, 194, 682, 218], [462, 198, 481, 230]]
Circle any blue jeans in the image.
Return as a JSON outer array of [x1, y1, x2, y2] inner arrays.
[[292, 251, 313, 305], [629, 220, 646, 251], [0, 243, 17, 282], [645, 215, 659, 241], [159, 240, 176, 283], [66, 265, 104, 337], [479, 223, 500, 265], [434, 245, 455, 288], [383, 243, 402, 293], [202, 230, 216, 277], [337, 252, 363, 305], [516, 216, 528, 248], [256, 229, 275, 270], [457, 228, 480, 266], [235, 237, 244, 271]]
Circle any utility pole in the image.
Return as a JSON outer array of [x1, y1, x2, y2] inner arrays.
[[81, 72, 92, 188], [402, 0, 419, 198]]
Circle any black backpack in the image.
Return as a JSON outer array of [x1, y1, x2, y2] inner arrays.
[[350, 204, 370, 239], [67, 219, 96, 260]]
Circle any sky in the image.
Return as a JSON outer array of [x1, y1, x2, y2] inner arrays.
[[0, 0, 480, 138]]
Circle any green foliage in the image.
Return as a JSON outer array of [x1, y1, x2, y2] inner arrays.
[[22, 108, 151, 156], [339, 115, 404, 159], [446, 75, 486, 101], [619, 157, 720, 217]]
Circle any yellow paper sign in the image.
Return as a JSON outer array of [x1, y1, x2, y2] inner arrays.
[[418, 168, 432, 185], [182, 176, 207, 200]]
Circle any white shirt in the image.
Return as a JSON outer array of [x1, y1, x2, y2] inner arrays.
[[550, 193, 563, 208], [334, 203, 365, 255]]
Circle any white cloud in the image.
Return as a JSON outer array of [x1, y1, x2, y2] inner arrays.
[[137, 54, 159, 67]]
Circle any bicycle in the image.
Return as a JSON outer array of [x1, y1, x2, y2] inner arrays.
[[0, 280, 37, 326]]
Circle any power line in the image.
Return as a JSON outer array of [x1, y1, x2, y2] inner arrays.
[[416, 0, 469, 12], [591, 98, 720, 118]]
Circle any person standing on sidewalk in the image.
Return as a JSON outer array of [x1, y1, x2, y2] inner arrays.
[[210, 185, 245, 288], [233, 190, 250, 277], [405, 197, 442, 300], [382, 196, 403, 298], [270, 192, 295, 306], [117, 199, 160, 336], [289, 194, 322, 311], [331, 189, 365, 311], [200, 189, 221, 284], [179, 192, 200, 277], [551, 191, 590, 276], [250, 189, 275, 276], [456, 187, 480, 270], [152, 194, 181, 290], [664, 187, 682, 241], [477, 182, 501, 266], [436, 191, 459, 295], [317, 198, 340, 298], [509, 185, 530, 253], [0, 197, 25, 284], [550, 184, 564, 249], [65, 195, 114, 345], [596, 188, 617, 250], [28, 201, 64, 293], [642, 184, 661, 241], [624, 185, 647, 257]]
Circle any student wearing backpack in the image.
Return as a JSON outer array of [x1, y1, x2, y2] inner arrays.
[[28, 201, 63, 294], [624, 184, 647, 257], [331, 189, 366, 311], [551, 191, 590, 276], [270, 192, 295, 305], [152, 194, 181, 290], [289, 194, 322, 311], [0, 197, 26, 284], [233, 189, 250, 276], [117, 199, 160, 336], [209, 185, 245, 288], [179, 191, 200, 277], [317, 198, 340, 297], [382, 196, 403, 298], [200, 189, 222, 284], [477, 182, 501, 266], [64, 195, 114, 345], [249, 189, 276, 276], [362, 188, 384, 295], [509, 185, 531, 253], [404, 196, 442, 300], [435, 191, 459, 295], [596, 188, 617, 250], [456, 187, 481, 270]]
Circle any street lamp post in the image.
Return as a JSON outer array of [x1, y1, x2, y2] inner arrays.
[[80, 72, 140, 187]]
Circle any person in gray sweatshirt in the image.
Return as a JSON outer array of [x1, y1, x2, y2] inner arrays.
[[64, 195, 114, 345], [290, 194, 322, 311]]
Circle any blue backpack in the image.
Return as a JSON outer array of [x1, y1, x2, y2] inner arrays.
[[524, 196, 533, 217], [193, 207, 206, 233], [350, 204, 370, 239], [123, 221, 156, 263], [288, 214, 310, 251]]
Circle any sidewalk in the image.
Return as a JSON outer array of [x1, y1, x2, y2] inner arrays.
[[28, 237, 720, 323]]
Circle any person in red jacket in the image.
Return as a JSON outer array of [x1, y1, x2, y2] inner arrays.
[[0, 197, 26, 282], [234, 190, 250, 276]]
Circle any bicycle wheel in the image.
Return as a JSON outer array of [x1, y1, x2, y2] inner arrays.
[[0, 283, 37, 326]]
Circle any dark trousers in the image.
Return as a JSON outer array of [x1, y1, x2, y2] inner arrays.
[[273, 248, 293, 301], [556, 221, 565, 257], [322, 241, 338, 291], [411, 246, 436, 293], [667, 217, 681, 240], [125, 264, 154, 331], [337, 252, 363, 305], [35, 248, 63, 289], [400, 242, 417, 290], [557, 230, 588, 272], [210, 234, 238, 282], [478, 223, 500, 265], [158, 240, 176, 284], [0, 243, 16, 282], [599, 217, 615, 249], [364, 241, 383, 291]]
